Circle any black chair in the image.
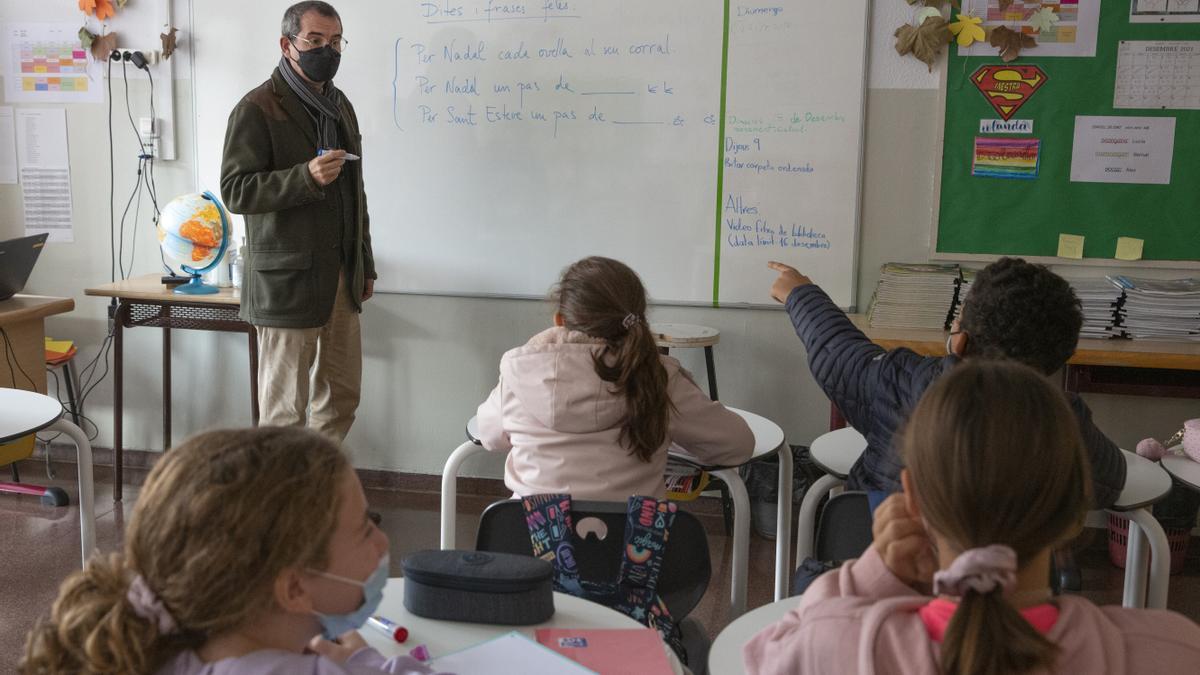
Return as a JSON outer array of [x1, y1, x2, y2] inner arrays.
[[476, 499, 713, 672], [813, 491, 873, 562]]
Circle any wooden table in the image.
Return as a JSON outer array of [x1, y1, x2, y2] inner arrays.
[[0, 294, 74, 393], [84, 275, 258, 501]]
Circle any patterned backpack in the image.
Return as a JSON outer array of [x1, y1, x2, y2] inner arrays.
[[522, 494, 687, 662]]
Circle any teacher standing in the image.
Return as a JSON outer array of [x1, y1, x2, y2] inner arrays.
[[221, 1, 374, 441]]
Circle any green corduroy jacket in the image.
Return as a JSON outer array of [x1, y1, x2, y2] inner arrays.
[[220, 67, 376, 329]]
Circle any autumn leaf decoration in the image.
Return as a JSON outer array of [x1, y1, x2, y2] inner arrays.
[[1029, 7, 1061, 34], [895, 15, 952, 71], [79, 0, 117, 21], [948, 13, 986, 48], [161, 27, 179, 60], [990, 25, 1037, 62]]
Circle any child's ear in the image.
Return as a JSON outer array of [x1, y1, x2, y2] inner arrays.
[[274, 568, 315, 614], [553, 312, 565, 327], [900, 469, 921, 518], [950, 330, 969, 358]]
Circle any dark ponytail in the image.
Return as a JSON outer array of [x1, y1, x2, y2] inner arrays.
[[941, 589, 1059, 675], [553, 257, 670, 462]]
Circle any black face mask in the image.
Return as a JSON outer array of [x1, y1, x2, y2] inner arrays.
[[292, 43, 341, 82]]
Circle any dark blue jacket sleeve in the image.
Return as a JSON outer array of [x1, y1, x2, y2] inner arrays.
[[1068, 394, 1127, 510]]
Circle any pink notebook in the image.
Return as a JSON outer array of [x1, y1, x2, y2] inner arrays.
[[535, 628, 674, 674]]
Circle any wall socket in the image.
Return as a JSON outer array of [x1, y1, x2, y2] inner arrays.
[[113, 48, 163, 66]]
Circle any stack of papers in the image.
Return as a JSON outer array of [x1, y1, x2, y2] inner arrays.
[[1109, 276, 1200, 341], [1069, 278, 1126, 340], [867, 263, 967, 330]]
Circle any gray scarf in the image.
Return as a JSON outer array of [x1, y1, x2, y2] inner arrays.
[[278, 57, 343, 150]]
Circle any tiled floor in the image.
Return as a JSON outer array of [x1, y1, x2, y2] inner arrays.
[[3, 461, 1200, 675]]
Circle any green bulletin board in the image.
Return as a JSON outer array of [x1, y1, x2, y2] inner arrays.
[[935, 2, 1200, 263]]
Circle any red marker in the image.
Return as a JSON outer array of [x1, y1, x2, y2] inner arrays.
[[366, 615, 408, 643]]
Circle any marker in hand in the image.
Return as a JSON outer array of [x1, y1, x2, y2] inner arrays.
[[317, 148, 360, 160], [366, 615, 408, 643]]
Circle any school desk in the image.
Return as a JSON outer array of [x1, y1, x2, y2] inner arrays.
[[708, 595, 802, 675], [452, 407, 791, 620], [363, 579, 684, 673], [0, 388, 95, 566], [84, 275, 259, 501], [0, 294, 74, 393], [836, 315, 1200, 428], [1162, 453, 1200, 492]]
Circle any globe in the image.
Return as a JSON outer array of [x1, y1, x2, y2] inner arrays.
[[157, 191, 230, 295]]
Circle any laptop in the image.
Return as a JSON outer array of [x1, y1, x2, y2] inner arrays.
[[0, 233, 49, 301]]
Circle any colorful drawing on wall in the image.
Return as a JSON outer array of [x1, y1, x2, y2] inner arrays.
[[972, 137, 1041, 179], [972, 64, 1048, 120], [961, 0, 1100, 57]]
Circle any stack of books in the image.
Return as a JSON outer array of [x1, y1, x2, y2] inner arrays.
[[867, 263, 968, 330], [1109, 276, 1200, 341], [1069, 278, 1126, 340]]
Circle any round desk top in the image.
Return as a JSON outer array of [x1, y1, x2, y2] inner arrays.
[[0, 388, 63, 444], [1111, 449, 1173, 512], [708, 597, 802, 675], [1161, 452, 1200, 492], [809, 427, 867, 479], [469, 407, 786, 466], [650, 323, 720, 348], [363, 579, 682, 673]]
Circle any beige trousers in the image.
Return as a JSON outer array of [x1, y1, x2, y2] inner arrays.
[[256, 273, 362, 441]]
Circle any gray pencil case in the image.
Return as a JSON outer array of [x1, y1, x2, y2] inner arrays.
[[402, 549, 555, 625]]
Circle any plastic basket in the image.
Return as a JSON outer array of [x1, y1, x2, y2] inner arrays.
[[1107, 513, 1190, 576]]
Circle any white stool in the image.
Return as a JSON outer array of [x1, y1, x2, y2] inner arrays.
[[651, 323, 720, 400], [0, 388, 95, 567], [1110, 449, 1173, 609], [796, 427, 866, 562]]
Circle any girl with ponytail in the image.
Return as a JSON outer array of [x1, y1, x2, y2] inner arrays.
[[744, 360, 1200, 675], [476, 256, 753, 500], [21, 427, 436, 675]]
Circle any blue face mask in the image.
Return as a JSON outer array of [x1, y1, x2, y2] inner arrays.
[[309, 553, 389, 640]]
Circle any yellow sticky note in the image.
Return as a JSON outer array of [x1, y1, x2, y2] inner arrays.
[[1057, 234, 1085, 260], [1115, 237, 1144, 261]]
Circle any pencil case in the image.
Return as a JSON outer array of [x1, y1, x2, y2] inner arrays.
[[402, 549, 555, 625]]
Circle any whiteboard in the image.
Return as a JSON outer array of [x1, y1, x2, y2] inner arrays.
[[192, 1, 868, 307]]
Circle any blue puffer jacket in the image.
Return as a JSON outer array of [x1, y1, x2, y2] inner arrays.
[[785, 284, 1126, 509]]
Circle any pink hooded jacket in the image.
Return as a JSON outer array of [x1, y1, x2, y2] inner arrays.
[[743, 547, 1200, 674], [476, 327, 755, 501]]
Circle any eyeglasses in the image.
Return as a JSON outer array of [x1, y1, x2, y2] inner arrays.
[[290, 34, 349, 53]]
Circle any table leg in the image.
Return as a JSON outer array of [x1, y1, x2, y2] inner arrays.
[[704, 346, 718, 401], [1126, 508, 1171, 609], [796, 473, 843, 562], [163, 324, 171, 449], [1123, 514, 1150, 608], [248, 329, 260, 426], [775, 441, 794, 600], [441, 441, 487, 550], [51, 418, 94, 567], [711, 467, 750, 619], [113, 302, 125, 502]]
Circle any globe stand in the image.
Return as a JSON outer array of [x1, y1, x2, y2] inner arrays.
[[172, 271, 219, 295]]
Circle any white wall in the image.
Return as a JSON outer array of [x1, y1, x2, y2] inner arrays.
[[2, 2, 1195, 479]]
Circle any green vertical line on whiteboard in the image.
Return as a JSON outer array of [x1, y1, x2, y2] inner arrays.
[[712, 0, 731, 307]]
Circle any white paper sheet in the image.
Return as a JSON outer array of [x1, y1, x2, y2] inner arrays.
[[1069, 116, 1176, 185], [960, 0, 1100, 58], [0, 107, 16, 184], [16, 108, 73, 242], [1, 22, 103, 104], [1131, 0, 1200, 23], [431, 632, 596, 675], [1114, 41, 1200, 110]]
